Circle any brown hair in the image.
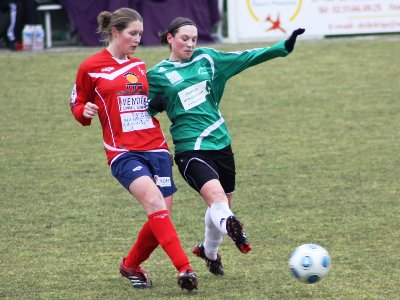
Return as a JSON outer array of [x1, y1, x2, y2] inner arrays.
[[158, 17, 196, 46], [97, 8, 143, 45]]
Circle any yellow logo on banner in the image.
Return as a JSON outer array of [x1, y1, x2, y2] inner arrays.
[[246, 0, 303, 32]]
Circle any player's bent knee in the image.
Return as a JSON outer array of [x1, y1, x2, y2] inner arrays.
[[200, 179, 228, 205]]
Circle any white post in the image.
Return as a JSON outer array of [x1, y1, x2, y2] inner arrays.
[[217, 0, 223, 38], [44, 11, 51, 48], [226, 0, 238, 43]]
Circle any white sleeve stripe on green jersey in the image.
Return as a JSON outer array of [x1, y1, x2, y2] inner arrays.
[[226, 48, 264, 55], [194, 117, 225, 150], [166, 53, 215, 80]]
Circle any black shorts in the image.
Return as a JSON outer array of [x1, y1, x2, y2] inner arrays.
[[174, 145, 236, 194]]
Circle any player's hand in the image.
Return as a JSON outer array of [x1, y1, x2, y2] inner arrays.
[[148, 95, 167, 112], [285, 28, 305, 52], [83, 102, 99, 119]]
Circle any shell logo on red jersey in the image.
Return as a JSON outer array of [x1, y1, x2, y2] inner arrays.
[[124, 72, 142, 91], [124, 72, 139, 83]]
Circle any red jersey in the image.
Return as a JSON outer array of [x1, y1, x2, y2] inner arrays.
[[70, 49, 169, 165]]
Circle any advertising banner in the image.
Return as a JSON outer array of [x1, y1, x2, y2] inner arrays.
[[227, 0, 400, 42]]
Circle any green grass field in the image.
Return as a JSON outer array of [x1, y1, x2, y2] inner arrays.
[[1, 35, 399, 299]]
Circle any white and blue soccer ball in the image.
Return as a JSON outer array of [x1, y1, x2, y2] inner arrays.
[[289, 243, 330, 284]]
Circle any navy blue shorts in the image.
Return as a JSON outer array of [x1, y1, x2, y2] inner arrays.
[[111, 151, 177, 198]]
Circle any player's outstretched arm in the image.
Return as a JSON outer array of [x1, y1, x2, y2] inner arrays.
[[285, 28, 305, 52]]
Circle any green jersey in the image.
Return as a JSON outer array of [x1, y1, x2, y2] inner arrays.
[[147, 40, 289, 154]]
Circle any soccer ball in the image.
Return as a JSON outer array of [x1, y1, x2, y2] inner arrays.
[[289, 243, 330, 284]]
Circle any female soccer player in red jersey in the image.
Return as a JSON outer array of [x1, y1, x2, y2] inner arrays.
[[69, 8, 197, 291]]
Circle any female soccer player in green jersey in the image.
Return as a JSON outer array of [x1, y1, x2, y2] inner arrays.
[[147, 17, 305, 276]]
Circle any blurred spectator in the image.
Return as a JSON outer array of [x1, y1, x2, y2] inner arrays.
[[0, 0, 41, 50], [0, 0, 21, 50]]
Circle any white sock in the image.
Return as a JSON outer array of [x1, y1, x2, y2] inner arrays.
[[209, 201, 233, 235], [203, 207, 223, 260]]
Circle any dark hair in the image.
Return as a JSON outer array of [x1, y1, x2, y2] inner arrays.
[[97, 8, 143, 45], [159, 17, 196, 46]]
